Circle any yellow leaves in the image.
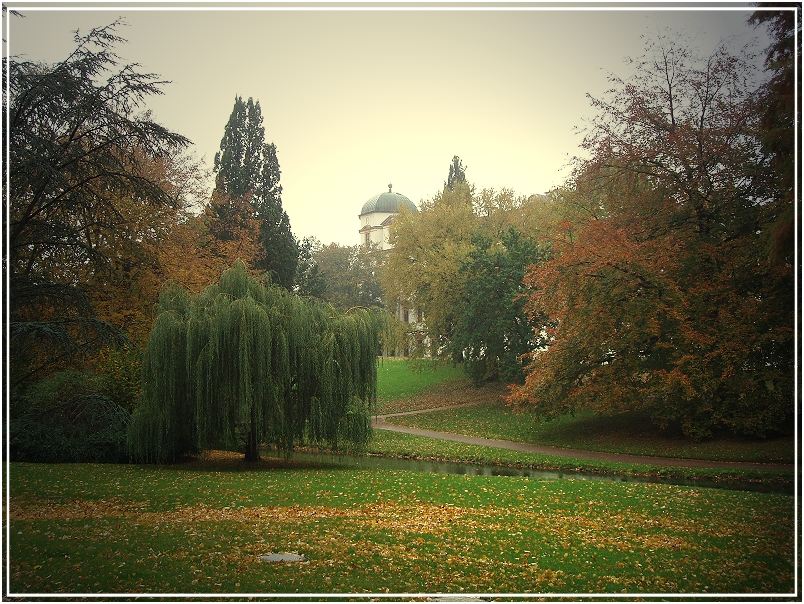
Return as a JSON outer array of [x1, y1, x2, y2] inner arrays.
[[380, 184, 478, 332], [9, 468, 794, 595], [637, 534, 688, 551], [12, 496, 470, 539], [12, 493, 699, 558], [526, 566, 566, 586], [10, 497, 146, 521]]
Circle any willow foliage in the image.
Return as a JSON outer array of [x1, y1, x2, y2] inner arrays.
[[129, 261, 381, 463]]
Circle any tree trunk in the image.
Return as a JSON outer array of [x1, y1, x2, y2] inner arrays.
[[244, 408, 260, 462]]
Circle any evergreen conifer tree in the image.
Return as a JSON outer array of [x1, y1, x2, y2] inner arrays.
[[294, 237, 327, 298], [214, 97, 298, 289], [445, 155, 467, 190]]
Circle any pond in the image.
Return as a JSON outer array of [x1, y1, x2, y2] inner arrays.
[[280, 450, 784, 493]]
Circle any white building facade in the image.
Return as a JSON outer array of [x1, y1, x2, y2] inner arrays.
[[358, 184, 424, 355], [358, 184, 418, 250]]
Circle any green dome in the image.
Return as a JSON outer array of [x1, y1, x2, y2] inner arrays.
[[360, 186, 417, 215]]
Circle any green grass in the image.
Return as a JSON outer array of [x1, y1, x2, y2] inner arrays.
[[365, 430, 793, 492], [376, 358, 464, 413], [9, 460, 795, 595], [387, 401, 794, 464], [9, 359, 794, 594]]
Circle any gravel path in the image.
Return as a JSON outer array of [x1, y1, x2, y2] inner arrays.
[[372, 404, 793, 471]]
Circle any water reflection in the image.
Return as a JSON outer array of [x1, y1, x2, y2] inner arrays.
[[279, 450, 783, 493]]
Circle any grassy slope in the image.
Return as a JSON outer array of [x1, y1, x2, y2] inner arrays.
[[377, 365, 793, 464], [388, 403, 795, 464], [10, 460, 795, 595], [376, 358, 465, 414]]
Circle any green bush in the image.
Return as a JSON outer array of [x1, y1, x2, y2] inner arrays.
[[11, 370, 131, 462], [94, 346, 143, 412]]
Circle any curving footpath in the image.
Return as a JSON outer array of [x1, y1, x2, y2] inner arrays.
[[372, 405, 794, 471]]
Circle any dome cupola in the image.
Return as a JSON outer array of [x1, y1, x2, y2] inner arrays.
[[359, 183, 417, 216]]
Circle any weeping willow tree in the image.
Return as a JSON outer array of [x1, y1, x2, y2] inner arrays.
[[129, 260, 382, 463]]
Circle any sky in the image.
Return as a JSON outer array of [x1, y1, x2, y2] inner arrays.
[[6, 4, 772, 245]]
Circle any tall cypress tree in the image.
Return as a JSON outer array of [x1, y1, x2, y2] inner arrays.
[[255, 140, 298, 289], [213, 96, 298, 289], [445, 155, 467, 190], [214, 96, 250, 197]]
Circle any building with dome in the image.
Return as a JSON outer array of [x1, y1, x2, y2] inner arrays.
[[359, 184, 424, 355], [358, 184, 417, 250]]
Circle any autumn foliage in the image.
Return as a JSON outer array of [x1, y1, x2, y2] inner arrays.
[[509, 37, 795, 438]]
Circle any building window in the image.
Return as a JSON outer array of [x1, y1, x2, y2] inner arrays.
[[364, 232, 370, 246], [403, 308, 409, 323]]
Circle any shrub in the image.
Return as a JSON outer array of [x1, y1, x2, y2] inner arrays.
[[11, 370, 130, 462], [94, 346, 143, 412]]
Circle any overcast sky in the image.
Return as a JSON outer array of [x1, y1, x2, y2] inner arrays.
[[7, 5, 771, 245]]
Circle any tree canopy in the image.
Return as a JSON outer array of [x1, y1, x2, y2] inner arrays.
[[7, 20, 191, 388], [749, 7, 800, 267], [213, 96, 298, 288], [452, 228, 549, 384], [381, 182, 477, 355], [294, 236, 328, 299], [314, 242, 385, 311], [381, 183, 551, 361], [445, 155, 467, 190], [508, 36, 794, 438], [128, 261, 382, 463]]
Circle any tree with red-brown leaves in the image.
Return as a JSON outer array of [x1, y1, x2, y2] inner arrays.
[[510, 34, 794, 439]]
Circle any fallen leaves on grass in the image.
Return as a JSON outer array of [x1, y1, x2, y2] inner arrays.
[[10, 497, 146, 521], [138, 501, 471, 538], [10, 493, 794, 594], [11, 494, 731, 555]]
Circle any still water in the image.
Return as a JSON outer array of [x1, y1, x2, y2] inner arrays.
[[278, 450, 784, 493]]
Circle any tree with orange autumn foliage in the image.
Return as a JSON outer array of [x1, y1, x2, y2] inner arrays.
[[83, 151, 212, 345], [160, 191, 261, 293], [510, 36, 794, 438], [87, 186, 262, 346]]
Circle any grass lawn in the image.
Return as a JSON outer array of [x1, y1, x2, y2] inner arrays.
[[376, 357, 465, 413], [387, 400, 794, 465], [9, 457, 795, 595]]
